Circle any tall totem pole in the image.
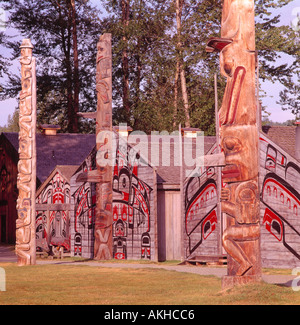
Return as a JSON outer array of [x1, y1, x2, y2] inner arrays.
[[16, 39, 37, 266], [207, 0, 261, 288], [93, 33, 113, 260]]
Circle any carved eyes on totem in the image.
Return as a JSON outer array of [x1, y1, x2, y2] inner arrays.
[[238, 188, 255, 203], [97, 41, 106, 53], [222, 136, 242, 154], [224, 61, 234, 76]]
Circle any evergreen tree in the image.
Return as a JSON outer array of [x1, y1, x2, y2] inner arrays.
[[0, 0, 102, 133], [0, 0, 298, 135], [0, 109, 19, 132], [277, 22, 300, 118]]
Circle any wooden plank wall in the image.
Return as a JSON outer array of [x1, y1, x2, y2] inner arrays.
[[70, 137, 157, 261], [182, 143, 222, 260], [36, 172, 71, 253], [70, 147, 97, 259], [259, 132, 300, 268], [112, 135, 157, 260], [157, 190, 182, 261], [113, 164, 156, 261], [0, 137, 18, 244]]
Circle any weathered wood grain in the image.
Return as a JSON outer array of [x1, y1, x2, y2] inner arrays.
[[16, 39, 37, 266]]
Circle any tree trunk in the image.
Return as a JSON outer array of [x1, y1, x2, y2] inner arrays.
[[71, 0, 79, 133], [173, 60, 179, 128], [122, 0, 130, 113], [175, 0, 190, 128], [61, 2, 74, 133], [180, 65, 190, 128]]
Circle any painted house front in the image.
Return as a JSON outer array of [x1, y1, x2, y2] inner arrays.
[[0, 131, 95, 244], [70, 134, 157, 260], [1, 125, 300, 269], [36, 165, 78, 254], [259, 131, 300, 268], [182, 126, 300, 269]]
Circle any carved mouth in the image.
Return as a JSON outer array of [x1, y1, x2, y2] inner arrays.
[[222, 164, 240, 179]]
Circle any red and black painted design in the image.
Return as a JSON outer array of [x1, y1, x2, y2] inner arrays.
[[73, 182, 95, 256], [184, 169, 218, 257], [36, 172, 72, 253], [261, 172, 300, 260], [112, 141, 153, 259]]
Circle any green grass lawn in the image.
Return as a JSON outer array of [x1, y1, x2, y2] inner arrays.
[[0, 262, 299, 305]]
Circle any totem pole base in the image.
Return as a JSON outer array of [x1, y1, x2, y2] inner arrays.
[[222, 274, 262, 290]]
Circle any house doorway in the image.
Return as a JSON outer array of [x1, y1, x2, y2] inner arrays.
[[0, 214, 6, 243]]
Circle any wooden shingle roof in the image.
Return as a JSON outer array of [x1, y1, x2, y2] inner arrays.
[[127, 134, 216, 186], [262, 126, 297, 159], [1, 132, 95, 184]]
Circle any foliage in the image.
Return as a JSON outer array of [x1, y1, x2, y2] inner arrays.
[[0, 0, 102, 133], [0, 0, 298, 134], [0, 108, 19, 132], [277, 28, 300, 117], [261, 116, 296, 126], [103, 0, 298, 134]]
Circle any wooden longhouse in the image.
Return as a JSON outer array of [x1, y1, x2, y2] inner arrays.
[[0, 124, 300, 268], [0, 128, 95, 245]]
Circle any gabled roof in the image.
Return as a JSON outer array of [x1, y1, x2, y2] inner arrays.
[[36, 165, 79, 197], [155, 136, 216, 186], [262, 126, 297, 160], [71, 132, 217, 188], [126, 134, 216, 186], [1, 132, 95, 184], [0, 131, 219, 188]]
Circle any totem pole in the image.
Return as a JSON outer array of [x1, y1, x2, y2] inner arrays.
[[206, 0, 261, 287], [93, 33, 113, 260], [16, 39, 37, 266]]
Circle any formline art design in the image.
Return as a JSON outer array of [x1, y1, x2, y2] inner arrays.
[[15, 39, 37, 266], [77, 33, 113, 260], [94, 33, 113, 260], [207, 0, 261, 287]]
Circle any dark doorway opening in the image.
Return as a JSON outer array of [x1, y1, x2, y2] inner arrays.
[[1, 215, 6, 243]]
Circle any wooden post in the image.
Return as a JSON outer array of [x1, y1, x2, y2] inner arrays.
[[207, 0, 261, 288], [16, 39, 37, 266], [93, 33, 113, 260], [214, 73, 225, 255]]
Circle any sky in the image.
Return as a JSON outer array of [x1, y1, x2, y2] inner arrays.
[[0, 0, 298, 127]]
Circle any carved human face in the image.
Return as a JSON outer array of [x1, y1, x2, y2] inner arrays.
[[97, 40, 108, 62], [20, 47, 32, 58], [115, 220, 125, 237], [221, 125, 258, 183], [235, 181, 259, 224]]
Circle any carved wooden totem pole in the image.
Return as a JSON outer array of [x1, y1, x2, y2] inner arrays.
[[16, 39, 37, 266], [94, 33, 113, 260], [207, 0, 261, 287]]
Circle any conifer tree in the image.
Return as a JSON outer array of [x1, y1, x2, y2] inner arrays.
[[0, 0, 102, 133], [0, 0, 298, 134]]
